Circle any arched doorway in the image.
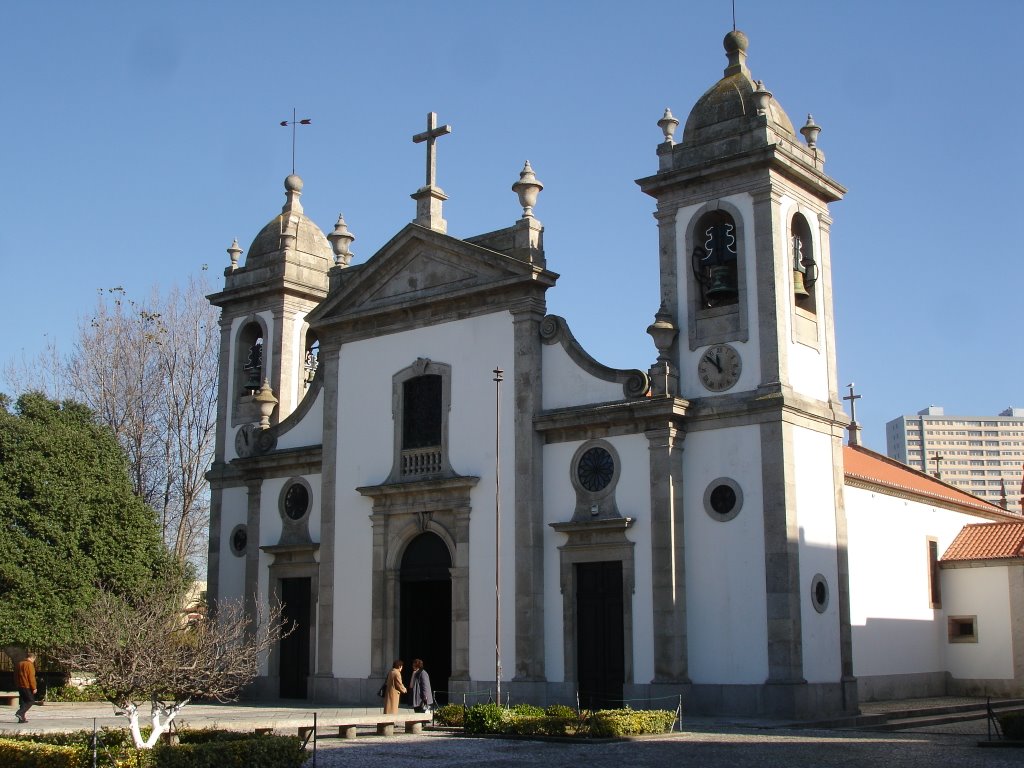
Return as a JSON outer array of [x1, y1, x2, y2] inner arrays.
[[399, 532, 452, 704]]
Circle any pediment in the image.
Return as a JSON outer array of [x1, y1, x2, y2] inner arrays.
[[308, 224, 549, 326]]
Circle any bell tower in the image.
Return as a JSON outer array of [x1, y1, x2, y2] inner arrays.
[[637, 30, 856, 718], [208, 173, 335, 459]]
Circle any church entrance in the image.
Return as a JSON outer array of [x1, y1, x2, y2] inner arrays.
[[278, 577, 311, 699], [576, 561, 624, 710], [399, 533, 452, 704]]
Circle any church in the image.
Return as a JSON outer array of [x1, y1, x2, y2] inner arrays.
[[206, 28, 1024, 719]]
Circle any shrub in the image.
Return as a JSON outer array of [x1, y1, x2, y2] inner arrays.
[[0, 730, 146, 767], [589, 707, 677, 737], [463, 703, 510, 734], [544, 704, 577, 719], [152, 734, 308, 768], [509, 703, 544, 718], [433, 704, 465, 727], [46, 685, 108, 703], [999, 711, 1024, 740], [0, 739, 90, 768]]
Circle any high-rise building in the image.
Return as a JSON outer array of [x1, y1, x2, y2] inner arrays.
[[886, 406, 1024, 513]]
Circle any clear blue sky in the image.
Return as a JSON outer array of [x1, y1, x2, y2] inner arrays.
[[2, 1, 1021, 451]]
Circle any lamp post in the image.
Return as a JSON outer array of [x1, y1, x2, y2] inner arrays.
[[493, 366, 503, 705]]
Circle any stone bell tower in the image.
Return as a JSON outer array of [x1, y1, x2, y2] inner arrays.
[[637, 29, 856, 718], [208, 174, 339, 459]]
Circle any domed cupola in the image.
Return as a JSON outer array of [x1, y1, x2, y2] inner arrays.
[[682, 30, 795, 146], [243, 174, 333, 270]]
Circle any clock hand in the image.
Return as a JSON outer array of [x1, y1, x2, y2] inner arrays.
[[704, 352, 723, 373]]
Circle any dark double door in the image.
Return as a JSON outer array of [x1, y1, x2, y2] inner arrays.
[[279, 577, 311, 699], [576, 561, 625, 710]]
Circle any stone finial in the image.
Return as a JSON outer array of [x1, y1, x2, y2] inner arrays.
[[657, 107, 679, 145], [512, 161, 544, 219], [800, 114, 821, 148], [723, 29, 749, 76], [253, 379, 279, 430], [646, 303, 679, 397], [752, 81, 773, 116], [283, 174, 304, 214], [227, 238, 242, 271], [328, 213, 356, 267]]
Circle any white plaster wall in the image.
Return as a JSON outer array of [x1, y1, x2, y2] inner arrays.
[[285, 311, 308, 415], [541, 343, 632, 410], [942, 565, 1013, 680], [846, 486, 982, 678], [777, 197, 829, 402], [541, 433, 654, 685], [793, 428, 842, 683], [217, 486, 249, 601], [683, 425, 768, 683], [331, 312, 516, 680], [225, 310, 275, 462], [674, 193, 762, 398], [275, 388, 324, 450]]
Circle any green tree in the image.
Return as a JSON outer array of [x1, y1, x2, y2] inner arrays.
[[0, 392, 178, 650]]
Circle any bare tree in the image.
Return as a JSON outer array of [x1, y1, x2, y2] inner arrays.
[[60, 277, 219, 564], [56, 589, 290, 749]]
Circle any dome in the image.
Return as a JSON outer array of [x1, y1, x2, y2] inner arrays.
[[244, 175, 332, 265], [681, 30, 795, 146]]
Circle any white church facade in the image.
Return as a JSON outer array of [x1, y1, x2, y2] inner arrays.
[[206, 29, 1024, 718]]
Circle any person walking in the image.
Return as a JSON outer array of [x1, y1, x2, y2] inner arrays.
[[14, 652, 37, 723], [383, 659, 407, 715], [410, 658, 433, 713]]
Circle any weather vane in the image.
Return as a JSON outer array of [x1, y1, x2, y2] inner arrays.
[[280, 108, 311, 175]]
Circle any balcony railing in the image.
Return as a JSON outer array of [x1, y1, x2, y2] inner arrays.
[[400, 446, 443, 478]]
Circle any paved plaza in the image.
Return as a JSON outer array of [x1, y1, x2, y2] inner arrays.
[[4, 701, 1024, 768]]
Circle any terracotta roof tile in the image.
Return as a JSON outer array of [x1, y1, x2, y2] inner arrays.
[[843, 445, 1011, 517], [941, 522, 1024, 561]]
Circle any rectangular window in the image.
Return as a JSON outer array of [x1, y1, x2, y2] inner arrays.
[[948, 616, 978, 643], [927, 539, 941, 609]]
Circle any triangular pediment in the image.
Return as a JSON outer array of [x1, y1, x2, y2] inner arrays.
[[307, 223, 553, 328]]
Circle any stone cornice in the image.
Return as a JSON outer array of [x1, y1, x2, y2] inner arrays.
[[535, 396, 689, 444]]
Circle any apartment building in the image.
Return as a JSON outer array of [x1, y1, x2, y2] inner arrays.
[[887, 406, 1024, 514]]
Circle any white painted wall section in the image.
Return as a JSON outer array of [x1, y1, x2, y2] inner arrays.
[[943, 565, 1014, 681]]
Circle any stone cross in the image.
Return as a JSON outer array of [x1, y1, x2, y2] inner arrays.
[[843, 383, 863, 447], [412, 112, 452, 190]]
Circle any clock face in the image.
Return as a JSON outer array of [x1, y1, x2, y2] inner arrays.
[[697, 344, 741, 392], [234, 425, 254, 457]]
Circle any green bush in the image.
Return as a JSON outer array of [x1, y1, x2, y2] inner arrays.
[[0, 730, 146, 767], [433, 703, 465, 727], [152, 734, 308, 768], [0, 739, 90, 768], [999, 712, 1024, 740], [509, 703, 544, 718], [589, 708, 677, 737], [544, 703, 577, 719], [46, 685, 108, 703], [463, 703, 510, 734]]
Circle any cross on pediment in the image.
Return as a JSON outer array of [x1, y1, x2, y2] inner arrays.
[[412, 112, 452, 190]]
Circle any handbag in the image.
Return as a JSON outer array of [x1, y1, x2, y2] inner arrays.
[[377, 682, 386, 698]]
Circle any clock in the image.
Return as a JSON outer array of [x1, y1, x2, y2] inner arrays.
[[234, 425, 256, 458], [697, 343, 741, 392]]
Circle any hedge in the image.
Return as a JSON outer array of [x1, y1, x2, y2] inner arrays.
[[457, 703, 676, 738]]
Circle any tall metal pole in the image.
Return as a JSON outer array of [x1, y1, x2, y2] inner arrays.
[[493, 366, 503, 705]]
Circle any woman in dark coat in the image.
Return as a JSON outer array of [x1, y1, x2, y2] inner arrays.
[[384, 659, 407, 715], [410, 658, 433, 713]]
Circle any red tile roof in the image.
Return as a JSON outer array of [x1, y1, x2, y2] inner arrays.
[[942, 522, 1024, 561], [843, 445, 1012, 518]]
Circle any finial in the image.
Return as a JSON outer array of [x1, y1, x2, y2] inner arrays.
[[800, 114, 821, 148], [253, 379, 279, 430], [512, 161, 544, 219], [657, 108, 679, 145], [723, 29, 749, 76], [227, 238, 242, 271], [327, 213, 356, 267], [282, 174, 304, 214], [752, 81, 773, 116]]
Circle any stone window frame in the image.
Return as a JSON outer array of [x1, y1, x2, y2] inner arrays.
[[702, 477, 743, 522], [229, 523, 248, 557], [232, 314, 270, 427], [277, 476, 314, 547], [569, 439, 622, 521], [810, 573, 829, 614], [387, 358, 454, 483], [686, 200, 750, 350], [947, 615, 978, 643]]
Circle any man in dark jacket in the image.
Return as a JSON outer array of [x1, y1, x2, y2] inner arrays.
[[410, 658, 434, 713], [15, 652, 36, 723]]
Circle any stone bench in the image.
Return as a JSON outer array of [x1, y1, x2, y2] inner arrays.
[[404, 718, 431, 734], [305, 721, 399, 739], [0, 693, 18, 707]]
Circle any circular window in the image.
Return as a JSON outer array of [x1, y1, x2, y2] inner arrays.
[[283, 483, 310, 521], [576, 446, 615, 492], [811, 574, 829, 613], [229, 524, 247, 557], [703, 478, 743, 522]]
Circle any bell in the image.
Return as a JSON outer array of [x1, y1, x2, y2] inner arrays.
[[793, 269, 810, 298], [705, 265, 737, 302]]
